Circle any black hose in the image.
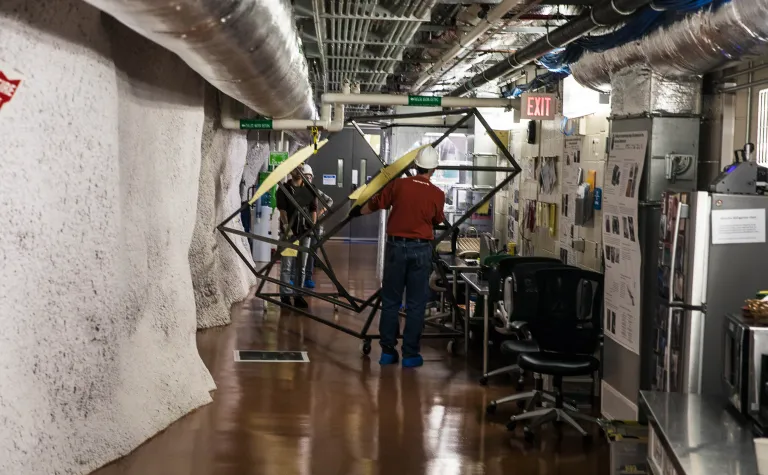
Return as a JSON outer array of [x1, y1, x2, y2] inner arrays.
[[447, 0, 652, 97]]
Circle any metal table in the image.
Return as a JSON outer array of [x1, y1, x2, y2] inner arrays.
[[461, 272, 490, 375], [640, 391, 758, 475], [438, 255, 479, 327]]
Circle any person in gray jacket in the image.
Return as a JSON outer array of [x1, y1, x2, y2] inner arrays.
[[302, 164, 333, 289]]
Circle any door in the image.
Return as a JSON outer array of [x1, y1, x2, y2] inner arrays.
[[307, 128, 382, 241], [348, 131, 383, 241]]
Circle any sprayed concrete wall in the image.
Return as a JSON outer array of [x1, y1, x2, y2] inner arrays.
[[0, 1, 255, 473], [190, 86, 255, 329]]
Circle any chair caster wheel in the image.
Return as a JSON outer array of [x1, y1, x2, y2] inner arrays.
[[486, 402, 497, 415], [506, 420, 517, 431], [360, 340, 372, 356], [523, 427, 535, 443], [516, 399, 527, 409], [515, 380, 525, 391], [479, 376, 489, 386]]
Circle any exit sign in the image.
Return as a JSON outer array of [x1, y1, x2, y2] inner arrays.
[[521, 93, 557, 120]]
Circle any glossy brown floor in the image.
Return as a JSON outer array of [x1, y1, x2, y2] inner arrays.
[[93, 242, 607, 475]]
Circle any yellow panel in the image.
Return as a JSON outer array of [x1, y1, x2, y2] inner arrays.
[[476, 201, 490, 215], [248, 140, 329, 205], [351, 144, 430, 209], [348, 183, 368, 201], [281, 241, 300, 257]]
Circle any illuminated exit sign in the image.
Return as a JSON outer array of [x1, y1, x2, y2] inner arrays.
[[521, 93, 557, 120]]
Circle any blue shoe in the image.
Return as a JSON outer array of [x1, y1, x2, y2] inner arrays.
[[304, 279, 316, 289], [402, 355, 424, 368], [379, 352, 399, 366]]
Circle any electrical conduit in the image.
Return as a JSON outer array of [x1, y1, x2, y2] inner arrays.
[[447, 0, 652, 97]]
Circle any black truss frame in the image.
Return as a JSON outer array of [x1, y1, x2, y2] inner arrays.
[[218, 108, 522, 348]]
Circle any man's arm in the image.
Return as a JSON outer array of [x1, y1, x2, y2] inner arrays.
[[433, 191, 446, 225], [360, 203, 374, 215], [358, 181, 395, 216]]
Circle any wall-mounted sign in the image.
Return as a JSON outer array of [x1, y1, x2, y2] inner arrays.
[[322, 174, 336, 185], [521, 93, 557, 120], [408, 95, 441, 106], [240, 119, 273, 130], [268, 151, 288, 168], [0, 64, 23, 116]]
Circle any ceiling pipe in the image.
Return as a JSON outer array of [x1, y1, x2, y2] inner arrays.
[[221, 93, 520, 131], [312, 0, 330, 94], [81, 0, 317, 121], [571, 0, 768, 91], [446, 0, 652, 96], [410, 0, 541, 93]]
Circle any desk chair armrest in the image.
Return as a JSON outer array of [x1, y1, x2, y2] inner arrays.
[[510, 321, 532, 339]]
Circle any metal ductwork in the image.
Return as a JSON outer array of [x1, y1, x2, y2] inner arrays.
[[571, 0, 768, 91], [447, 0, 652, 97], [82, 0, 317, 120]]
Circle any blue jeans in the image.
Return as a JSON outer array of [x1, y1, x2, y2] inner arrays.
[[280, 237, 310, 296], [304, 236, 317, 281], [380, 240, 432, 358]]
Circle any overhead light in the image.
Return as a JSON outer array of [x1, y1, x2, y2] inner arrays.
[[424, 132, 466, 137]]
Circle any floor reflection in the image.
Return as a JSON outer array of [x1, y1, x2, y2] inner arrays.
[[93, 242, 607, 475]]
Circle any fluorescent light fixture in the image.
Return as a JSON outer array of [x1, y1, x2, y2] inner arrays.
[[424, 132, 467, 137]]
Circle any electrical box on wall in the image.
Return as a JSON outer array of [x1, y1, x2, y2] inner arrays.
[[527, 120, 536, 144]]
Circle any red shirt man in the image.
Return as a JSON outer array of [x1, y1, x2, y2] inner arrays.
[[367, 173, 445, 240], [358, 146, 445, 368]]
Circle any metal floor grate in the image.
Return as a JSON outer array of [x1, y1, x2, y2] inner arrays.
[[234, 350, 309, 363]]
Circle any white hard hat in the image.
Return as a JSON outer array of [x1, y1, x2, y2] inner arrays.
[[302, 164, 313, 176], [414, 146, 439, 169]]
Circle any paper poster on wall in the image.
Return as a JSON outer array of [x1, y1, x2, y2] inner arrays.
[[352, 170, 359, 186], [711, 208, 767, 244], [322, 174, 336, 185], [602, 131, 648, 355], [559, 137, 582, 266]]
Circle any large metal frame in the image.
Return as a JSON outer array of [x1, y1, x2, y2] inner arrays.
[[218, 108, 521, 350]]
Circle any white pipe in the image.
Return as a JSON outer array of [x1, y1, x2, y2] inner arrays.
[[221, 93, 518, 131], [321, 93, 519, 109], [272, 103, 345, 131], [410, 0, 526, 93]]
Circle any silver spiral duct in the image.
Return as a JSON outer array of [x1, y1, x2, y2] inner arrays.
[[572, 0, 768, 91], [83, 0, 317, 120]]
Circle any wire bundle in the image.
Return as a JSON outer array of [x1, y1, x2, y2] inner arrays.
[[501, 71, 570, 98]]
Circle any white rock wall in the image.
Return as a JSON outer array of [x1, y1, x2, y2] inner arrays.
[[0, 1, 257, 473], [189, 86, 255, 329]]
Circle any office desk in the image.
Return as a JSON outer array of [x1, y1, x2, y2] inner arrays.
[[461, 272, 490, 375], [438, 255, 479, 327], [640, 391, 758, 475]]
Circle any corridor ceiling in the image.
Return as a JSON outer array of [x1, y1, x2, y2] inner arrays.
[[293, 0, 590, 107]]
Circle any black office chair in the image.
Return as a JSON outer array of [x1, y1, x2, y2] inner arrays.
[[485, 262, 581, 414], [479, 259, 564, 387], [505, 267, 604, 442]]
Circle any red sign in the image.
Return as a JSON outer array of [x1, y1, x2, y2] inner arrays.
[[0, 69, 22, 112], [521, 93, 557, 120]]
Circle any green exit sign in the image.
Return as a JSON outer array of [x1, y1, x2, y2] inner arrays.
[[240, 119, 273, 130], [408, 95, 442, 106]]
